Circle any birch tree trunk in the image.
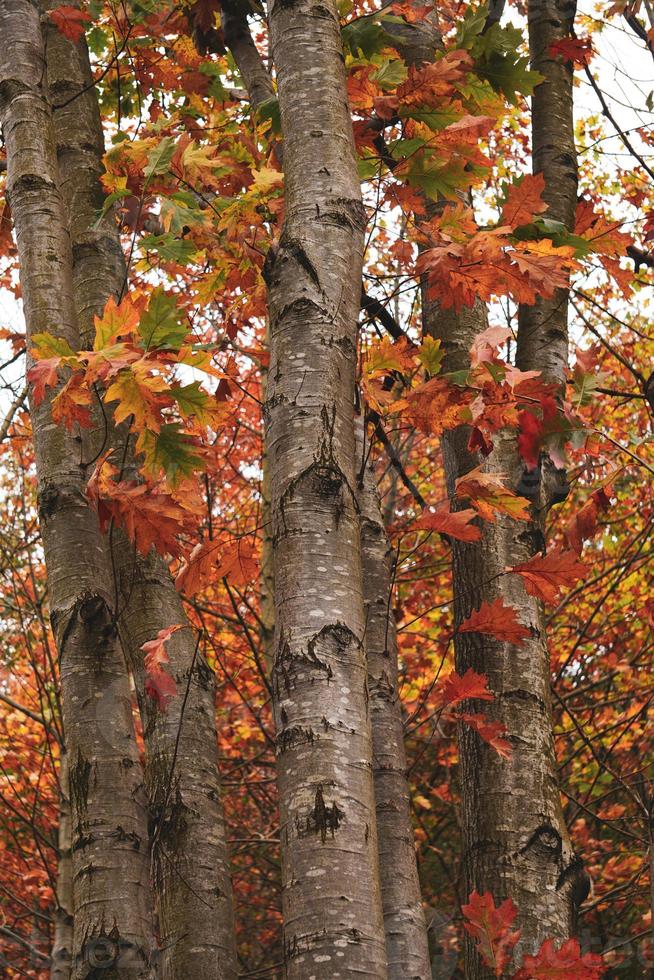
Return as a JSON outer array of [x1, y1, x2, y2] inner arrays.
[[40, 8, 238, 977], [356, 421, 431, 980], [264, 2, 387, 976], [0, 3, 156, 976]]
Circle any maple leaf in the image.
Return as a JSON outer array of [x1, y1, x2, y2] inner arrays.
[[365, 336, 417, 378], [138, 287, 187, 351], [500, 173, 548, 228], [461, 891, 521, 977], [51, 373, 93, 431], [401, 376, 471, 435], [106, 365, 168, 432], [460, 712, 512, 757], [49, 5, 91, 43], [27, 358, 60, 404], [455, 466, 531, 522], [513, 938, 604, 979], [549, 36, 594, 68], [517, 395, 560, 470], [413, 502, 482, 542], [142, 624, 182, 709], [459, 598, 531, 644], [436, 668, 494, 709], [176, 538, 259, 597], [509, 549, 585, 604], [93, 295, 140, 350], [470, 325, 512, 366]]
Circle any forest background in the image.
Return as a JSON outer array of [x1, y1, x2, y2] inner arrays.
[[1, 0, 654, 978]]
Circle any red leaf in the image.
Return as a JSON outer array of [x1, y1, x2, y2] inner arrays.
[[437, 668, 494, 708], [27, 358, 59, 404], [460, 712, 512, 758], [517, 396, 561, 469], [461, 890, 520, 977], [142, 625, 182, 710], [500, 173, 547, 229], [413, 502, 482, 542], [459, 598, 531, 645], [509, 549, 585, 604], [549, 36, 594, 68], [49, 5, 92, 42], [513, 938, 604, 979]]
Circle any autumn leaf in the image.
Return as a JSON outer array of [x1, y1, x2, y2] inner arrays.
[[49, 5, 91, 43], [461, 890, 521, 977], [176, 538, 259, 596], [436, 668, 494, 708], [460, 712, 512, 757], [26, 358, 60, 404], [509, 549, 585, 604], [455, 466, 531, 522], [365, 336, 417, 377], [93, 295, 140, 350], [51, 373, 93, 430], [459, 598, 531, 644], [500, 173, 547, 229], [549, 36, 594, 68], [106, 365, 168, 432], [413, 502, 482, 542], [142, 625, 182, 709], [513, 938, 604, 979]]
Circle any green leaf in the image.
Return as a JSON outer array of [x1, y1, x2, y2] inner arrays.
[[255, 97, 281, 136], [138, 287, 187, 351], [417, 337, 444, 376], [173, 382, 215, 424], [144, 136, 176, 179], [140, 234, 199, 263], [372, 57, 408, 91], [31, 333, 76, 360], [342, 16, 392, 59], [141, 423, 203, 484]]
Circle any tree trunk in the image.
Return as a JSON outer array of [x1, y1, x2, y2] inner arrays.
[[39, 8, 238, 978], [264, 1, 387, 976], [356, 421, 432, 979], [51, 752, 73, 980], [0, 3, 156, 977], [517, 0, 577, 387]]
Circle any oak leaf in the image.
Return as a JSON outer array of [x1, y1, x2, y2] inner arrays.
[[436, 668, 494, 708], [459, 598, 531, 644], [513, 938, 604, 979], [414, 502, 482, 542], [509, 549, 585, 604], [49, 5, 91, 43], [176, 538, 259, 596], [461, 890, 520, 977], [500, 173, 547, 229], [142, 625, 182, 709], [455, 466, 531, 522]]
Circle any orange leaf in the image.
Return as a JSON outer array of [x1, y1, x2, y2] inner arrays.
[[413, 502, 482, 542], [461, 891, 520, 977], [49, 5, 91, 43], [500, 173, 547, 229], [142, 625, 182, 709], [459, 598, 531, 645], [509, 549, 585, 604], [455, 466, 531, 522], [176, 538, 259, 596], [459, 712, 512, 758]]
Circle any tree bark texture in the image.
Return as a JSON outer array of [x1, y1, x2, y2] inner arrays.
[[51, 752, 73, 980], [40, 7, 238, 977], [0, 3, 156, 976], [517, 0, 578, 386], [264, 1, 387, 976], [356, 420, 432, 980]]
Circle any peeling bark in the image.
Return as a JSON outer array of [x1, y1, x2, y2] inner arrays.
[[356, 421, 431, 979], [0, 4, 156, 976], [39, 6, 238, 977], [264, 1, 387, 976]]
